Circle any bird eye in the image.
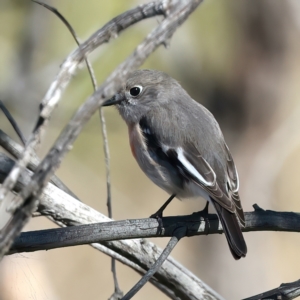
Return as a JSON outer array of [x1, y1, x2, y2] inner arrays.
[[129, 85, 143, 97]]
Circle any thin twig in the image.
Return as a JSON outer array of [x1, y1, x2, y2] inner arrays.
[[0, 100, 26, 145], [122, 227, 186, 300], [32, 0, 98, 90], [32, 1, 119, 296], [99, 107, 122, 299], [91, 243, 178, 300]]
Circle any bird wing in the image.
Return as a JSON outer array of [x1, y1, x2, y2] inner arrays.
[[222, 143, 245, 226], [166, 143, 245, 227], [139, 115, 245, 226]]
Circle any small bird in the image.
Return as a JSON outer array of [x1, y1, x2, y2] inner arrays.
[[103, 69, 247, 259]]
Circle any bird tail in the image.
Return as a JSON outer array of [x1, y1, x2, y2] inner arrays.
[[212, 200, 247, 260]]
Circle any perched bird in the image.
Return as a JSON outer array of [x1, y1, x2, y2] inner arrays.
[[103, 69, 247, 259]]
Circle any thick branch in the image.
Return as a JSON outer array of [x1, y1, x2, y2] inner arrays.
[[8, 208, 300, 254]]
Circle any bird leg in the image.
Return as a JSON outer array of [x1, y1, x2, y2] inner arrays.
[[150, 194, 176, 219], [200, 201, 209, 215], [150, 194, 176, 234]]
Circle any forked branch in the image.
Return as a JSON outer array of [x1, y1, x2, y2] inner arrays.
[[0, 0, 203, 260]]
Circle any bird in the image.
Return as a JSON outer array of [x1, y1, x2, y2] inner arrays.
[[102, 69, 247, 259]]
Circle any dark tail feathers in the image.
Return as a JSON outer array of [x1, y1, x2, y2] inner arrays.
[[213, 201, 247, 260]]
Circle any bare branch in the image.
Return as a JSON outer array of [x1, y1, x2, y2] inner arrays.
[[0, 0, 168, 207], [32, 1, 120, 295], [0, 129, 79, 200], [0, 152, 222, 300], [91, 243, 179, 300], [7, 208, 300, 254], [243, 279, 300, 300], [0, 100, 26, 145], [122, 227, 186, 299], [0, 0, 202, 261]]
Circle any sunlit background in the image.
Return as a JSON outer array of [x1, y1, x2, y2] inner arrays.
[[1, 0, 300, 299]]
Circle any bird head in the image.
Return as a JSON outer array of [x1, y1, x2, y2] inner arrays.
[[102, 69, 180, 124]]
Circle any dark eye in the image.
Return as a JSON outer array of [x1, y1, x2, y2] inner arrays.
[[129, 85, 143, 97]]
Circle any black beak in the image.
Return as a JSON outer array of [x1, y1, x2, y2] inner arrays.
[[102, 94, 124, 107]]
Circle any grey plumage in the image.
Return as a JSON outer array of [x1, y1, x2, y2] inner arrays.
[[103, 69, 247, 259]]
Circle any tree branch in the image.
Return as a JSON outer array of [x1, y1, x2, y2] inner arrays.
[[0, 0, 167, 206], [3, 149, 300, 300], [0, 0, 202, 261], [122, 227, 186, 300], [243, 279, 300, 300], [3, 152, 300, 300], [7, 208, 300, 254], [0, 129, 79, 200], [0, 152, 222, 300]]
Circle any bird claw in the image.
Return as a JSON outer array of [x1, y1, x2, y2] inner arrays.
[[150, 210, 164, 234]]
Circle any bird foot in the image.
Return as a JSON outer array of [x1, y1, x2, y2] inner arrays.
[[150, 210, 164, 234]]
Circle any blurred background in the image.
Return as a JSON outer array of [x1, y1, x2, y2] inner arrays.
[[1, 0, 300, 299]]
